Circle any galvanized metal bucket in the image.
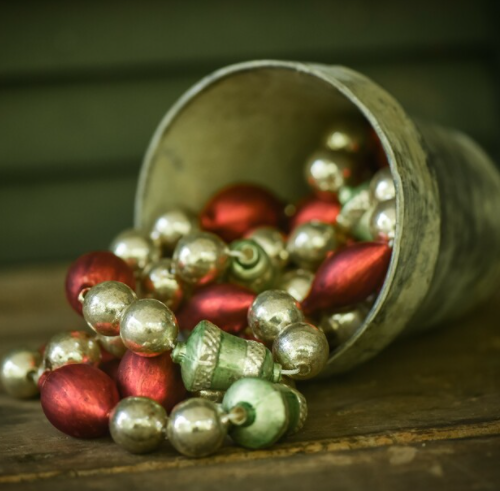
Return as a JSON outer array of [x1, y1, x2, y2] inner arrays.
[[135, 61, 500, 376]]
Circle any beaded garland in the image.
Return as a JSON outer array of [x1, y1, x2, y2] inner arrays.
[[1, 120, 395, 457]]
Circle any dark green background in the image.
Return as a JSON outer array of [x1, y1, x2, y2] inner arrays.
[[1, 1, 499, 266]]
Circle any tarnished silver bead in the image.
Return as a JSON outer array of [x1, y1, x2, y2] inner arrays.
[[370, 167, 396, 203], [320, 306, 369, 349], [167, 398, 227, 458], [193, 389, 226, 404], [1, 349, 41, 398], [245, 226, 289, 269], [82, 281, 137, 336], [120, 299, 178, 357], [109, 397, 167, 454], [141, 258, 183, 311], [322, 119, 370, 154], [96, 333, 128, 359], [150, 209, 198, 253], [272, 322, 329, 380], [44, 331, 101, 371], [287, 221, 337, 270], [305, 149, 356, 194], [370, 198, 397, 243], [276, 269, 314, 303], [110, 229, 161, 273], [173, 232, 230, 287], [248, 290, 304, 344]]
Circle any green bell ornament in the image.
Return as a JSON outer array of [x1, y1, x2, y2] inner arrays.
[[222, 378, 307, 449], [228, 239, 275, 293], [171, 320, 282, 392]]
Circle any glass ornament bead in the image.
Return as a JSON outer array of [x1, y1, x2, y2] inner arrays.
[[173, 231, 230, 287], [370, 167, 396, 203], [82, 281, 137, 336], [141, 258, 183, 311], [276, 269, 314, 303], [65, 251, 136, 316], [96, 333, 128, 359], [110, 229, 161, 273], [193, 389, 226, 403], [120, 299, 178, 357], [171, 320, 282, 392], [248, 290, 304, 344], [150, 209, 198, 253], [370, 198, 397, 243], [320, 306, 369, 348], [274, 384, 308, 436], [322, 118, 371, 154], [289, 195, 341, 231], [44, 331, 101, 371], [109, 396, 167, 454], [228, 239, 275, 293], [287, 221, 337, 270], [167, 398, 227, 458], [245, 226, 289, 269], [272, 322, 329, 380], [336, 182, 371, 231], [0, 348, 41, 399]]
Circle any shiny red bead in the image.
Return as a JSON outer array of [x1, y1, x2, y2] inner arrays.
[[301, 242, 392, 314], [289, 195, 341, 231], [40, 364, 119, 438], [65, 251, 136, 315], [117, 351, 186, 411], [200, 183, 285, 242], [176, 283, 256, 334]]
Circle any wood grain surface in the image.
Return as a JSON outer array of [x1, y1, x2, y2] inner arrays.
[[0, 264, 499, 490]]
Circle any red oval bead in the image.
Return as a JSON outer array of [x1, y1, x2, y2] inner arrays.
[[117, 351, 186, 411], [40, 364, 119, 438], [301, 242, 392, 314], [289, 195, 341, 230], [176, 283, 256, 334], [200, 183, 285, 242], [65, 251, 136, 315]]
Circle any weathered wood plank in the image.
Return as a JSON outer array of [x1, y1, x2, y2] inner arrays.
[[0, 1, 492, 79]]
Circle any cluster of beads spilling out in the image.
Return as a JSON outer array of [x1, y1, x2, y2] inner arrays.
[[1, 118, 395, 457]]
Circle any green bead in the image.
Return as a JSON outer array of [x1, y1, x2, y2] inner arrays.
[[171, 321, 282, 392], [337, 182, 371, 231], [352, 208, 374, 242], [274, 384, 308, 436], [228, 239, 275, 293], [222, 378, 290, 449]]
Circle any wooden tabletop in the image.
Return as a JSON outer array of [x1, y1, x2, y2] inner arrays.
[[0, 264, 499, 490]]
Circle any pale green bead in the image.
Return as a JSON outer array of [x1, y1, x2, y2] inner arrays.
[[352, 208, 374, 242], [337, 182, 371, 231]]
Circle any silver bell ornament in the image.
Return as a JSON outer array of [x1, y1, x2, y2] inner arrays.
[[248, 290, 304, 344], [1, 349, 41, 399], [120, 298, 178, 357], [173, 231, 230, 287], [110, 229, 161, 273], [150, 209, 198, 253], [287, 221, 337, 270], [272, 322, 329, 380], [110, 396, 167, 454], [82, 280, 137, 336], [167, 398, 227, 458], [141, 258, 183, 311]]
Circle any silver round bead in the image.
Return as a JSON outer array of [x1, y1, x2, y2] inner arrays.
[[272, 322, 329, 380], [370, 167, 396, 203], [1, 349, 41, 398], [322, 119, 370, 154], [44, 331, 101, 371], [173, 231, 229, 286], [287, 221, 337, 270], [82, 281, 137, 336], [248, 290, 304, 344], [369, 198, 396, 243], [304, 149, 356, 194], [276, 269, 314, 303], [320, 306, 368, 349], [150, 209, 198, 253], [96, 333, 128, 359], [120, 299, 178, 356], [141, 258, 183, 311], [167, 398, 227, 458], [245, 226, 289, 269], [110, 397, 167, 454], [110, 229, 161, 273], [193, 389, 226, 404]]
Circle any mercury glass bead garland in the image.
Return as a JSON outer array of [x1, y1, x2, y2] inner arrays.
[[1, 118, 396, 458]]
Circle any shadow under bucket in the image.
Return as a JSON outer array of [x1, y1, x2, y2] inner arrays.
[[135, 61, 500, 376]]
